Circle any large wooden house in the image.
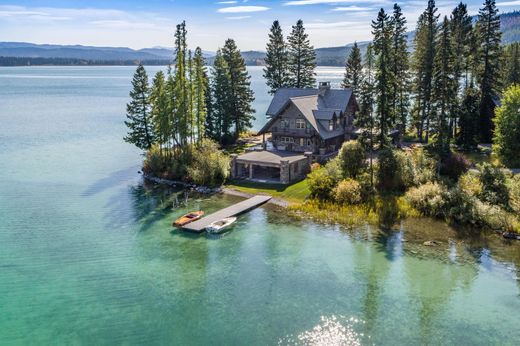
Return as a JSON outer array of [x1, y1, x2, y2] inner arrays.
[[230, 82, 358, 184]]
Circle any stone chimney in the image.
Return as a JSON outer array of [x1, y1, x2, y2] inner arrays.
[[318, 81, 331, 96]]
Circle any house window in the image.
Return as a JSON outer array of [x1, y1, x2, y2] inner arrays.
[[280, 119, 288, 129], [281, 137, 294, 143], [328, 120, 334, 131], [307, 139, 311, 146], [296, 119, 306, 129], [299, 138, 304, 146]]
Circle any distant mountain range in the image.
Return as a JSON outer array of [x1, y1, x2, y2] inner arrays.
[[1, 11, 518, 67]]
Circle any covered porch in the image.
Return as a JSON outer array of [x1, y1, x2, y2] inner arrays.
[[230, 150, 312, 184]]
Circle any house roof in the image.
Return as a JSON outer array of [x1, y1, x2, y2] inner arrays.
[[259, 87, 355, 139], [236, 150, 307, 165], [266, 87, 353, 116]]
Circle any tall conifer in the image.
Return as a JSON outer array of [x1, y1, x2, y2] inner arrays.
[[372, 8, 394, 147], [412, 0, 439, 143], [264, 20, 289, 94], [124, 64, 155, 150], [342, 42, 363, 94], [222, 39, 256, 141], [475, 0, 502, 142], [432, 16, 457, 156], [287, 20, 316, 88]]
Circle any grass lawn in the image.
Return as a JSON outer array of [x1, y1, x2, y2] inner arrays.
[[226, 179, 310, 204]]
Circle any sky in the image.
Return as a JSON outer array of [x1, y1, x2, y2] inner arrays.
[[0, 0, 519, 51]]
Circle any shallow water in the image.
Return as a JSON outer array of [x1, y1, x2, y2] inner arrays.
[[1, 66, 520, 345]]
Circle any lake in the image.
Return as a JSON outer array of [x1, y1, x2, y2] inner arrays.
[[1, 66, 520, 345]]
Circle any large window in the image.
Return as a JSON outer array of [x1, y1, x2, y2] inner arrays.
[[280, 137, 294, 143], [280, 119, 289, 129], [296, 119, 306, 129], [328, 120, 334, 131]]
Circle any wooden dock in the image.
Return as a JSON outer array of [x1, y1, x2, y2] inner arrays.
[[182, 195, 272, 233]]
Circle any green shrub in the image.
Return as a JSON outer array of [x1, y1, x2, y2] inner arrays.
[[307, 168, 336, 200], [333, 179, 362, 204], [338, 140, 367, 178], [442, 187, 481, 225], [440, 152, 471, 180], [323, 157, 343, 182], [458, 171, 482, 198], [377, 148, 414, 192], [509, 175, 520, 214], [493, 84, 520, 167], [187, 139, 230, 187], [477, 163, 509, 207], [409, 147, 437, 185], [143, 145, 190, 179], [405, 182, 445, 217]]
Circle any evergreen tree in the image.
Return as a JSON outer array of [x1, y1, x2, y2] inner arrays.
[[221, 38, 256, 141], [432, 16, 457, 157], [475, 0, 502, 143], [124, 64, 155, 150], [390, 3, 410, 141], [264, 20, 289, 94], [450, 2, 473, 88], [150, 70, 171, 153], [357, 43, 376, 186], [287, 20, 316, 88], [412, 0, 439, 143], [193, 47, 208, 143], [503, 43, 520, 88], [172, 21, 190, 147], [342, 42, 363, 94], [457, 85, 481, 150], [372, 8, 394, 147], [209, 50, 232, 141]]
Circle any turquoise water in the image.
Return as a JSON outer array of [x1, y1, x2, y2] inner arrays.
[[1, 66, 520, 345]]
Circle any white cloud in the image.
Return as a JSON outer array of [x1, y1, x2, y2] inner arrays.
[[332, 6, 373, 12], [497, 1, 520, 5], [217, 6, 270, 13], [285, 0, 383, 5], [217, 1, 238, 4], [226, 15, 252, 20]]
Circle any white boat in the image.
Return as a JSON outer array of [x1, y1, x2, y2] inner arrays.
[[206, 217, 237, 234]]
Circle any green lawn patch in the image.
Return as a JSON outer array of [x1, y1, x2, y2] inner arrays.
[[226, 179, 310, 204]]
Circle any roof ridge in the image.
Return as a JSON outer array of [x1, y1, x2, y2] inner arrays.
[[290, 94, 318, 100]]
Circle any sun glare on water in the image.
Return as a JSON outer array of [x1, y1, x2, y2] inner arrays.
[[279, 315, 370, 346]]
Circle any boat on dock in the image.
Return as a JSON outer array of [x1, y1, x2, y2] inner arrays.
[[206, 217, 237, 234], [173, 211, 204, 227]]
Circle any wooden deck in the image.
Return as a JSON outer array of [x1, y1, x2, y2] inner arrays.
[[182, 195, 272, 232]]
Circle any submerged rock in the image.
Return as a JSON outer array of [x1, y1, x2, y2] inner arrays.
[[423, 240, 441, 246]]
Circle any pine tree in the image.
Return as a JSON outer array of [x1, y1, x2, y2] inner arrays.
[[193, 47, 208, 143], [503, 43, 520, 88], [264, 20, 289, 94], [432, 16, 457, 157], [124, 64, 155, 150], [222, 38, 256, 141], [209, 50, 232, 142], [287, 19, 316, 88], [342, 42, 363, 94], [457, 85, 481, 150], [390, 4, 410, 141], [172, 21, 190, 147], [475, 0, 502, 143], [150, 70, 171, 154], [450, 2, 473, 88], [493, 84, 520, 167], [449, 2, 473, 139], [372, 8, 394, 147], [412, 0, 439, 143]]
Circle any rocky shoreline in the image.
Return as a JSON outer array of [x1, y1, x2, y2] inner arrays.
[[141, 173, 289, 208]]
